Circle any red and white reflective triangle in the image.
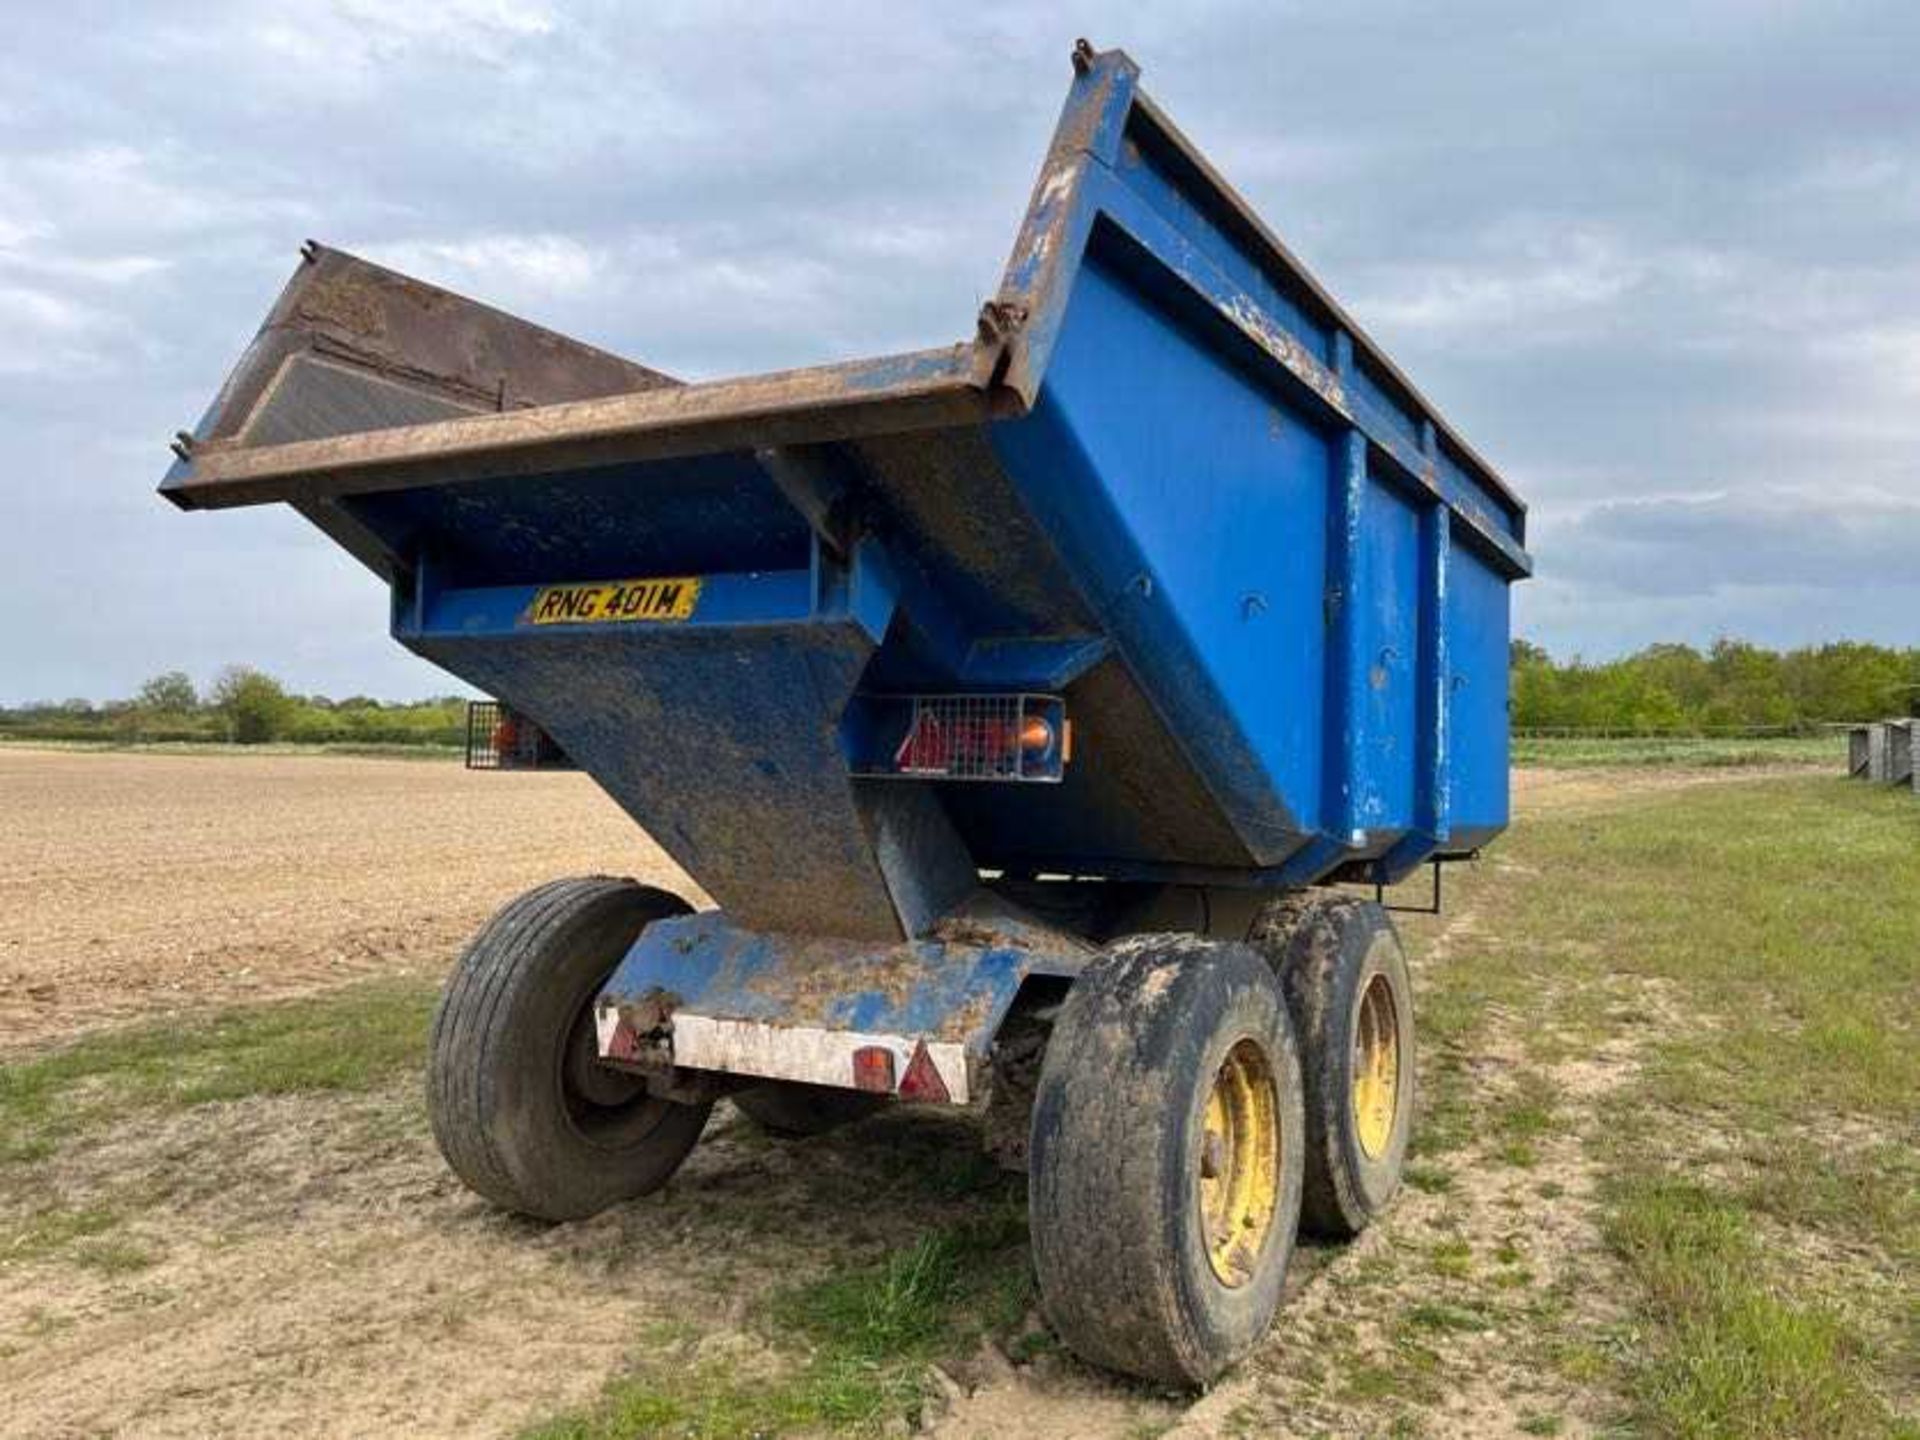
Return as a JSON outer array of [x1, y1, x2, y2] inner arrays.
[[897, 1039, 952, 1104]]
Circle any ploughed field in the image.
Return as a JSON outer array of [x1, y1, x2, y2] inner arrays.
[[0, 746, 1912, 1439], [0, 748, 696, 1053]]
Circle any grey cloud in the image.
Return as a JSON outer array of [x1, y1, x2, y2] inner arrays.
[[3, 1, 1919, 702], [1540, 489, 1920, 596]]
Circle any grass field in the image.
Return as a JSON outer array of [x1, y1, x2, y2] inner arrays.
[[1252, 773, 1918, 1440], [1511, 733, 1846, 770], [2, 761, 1914, 1438]]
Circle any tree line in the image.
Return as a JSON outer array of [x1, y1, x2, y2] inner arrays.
[[1512, 639, 1920, 734], [5, 640, 1916, 748], [0, 668, 468, 747]]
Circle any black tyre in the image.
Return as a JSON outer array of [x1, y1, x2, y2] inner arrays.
[[732, 1082, 887, 1138], [427, 876, 710, 1222], [1029, 936, 1306, 1386], [1252, 894, 1415, 1239]]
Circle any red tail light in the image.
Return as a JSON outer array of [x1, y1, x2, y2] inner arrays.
[[851, 1045, 897, 1094], [881, 694, 1069, 782]]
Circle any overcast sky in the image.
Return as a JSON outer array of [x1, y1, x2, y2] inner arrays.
[[4, 1, 1917, 702]]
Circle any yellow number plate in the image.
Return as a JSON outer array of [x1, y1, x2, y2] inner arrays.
[[525, 577, 702, 625]]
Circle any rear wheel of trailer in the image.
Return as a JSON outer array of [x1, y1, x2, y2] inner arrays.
[[1028, 935, 1307, 1386], [1253, 895, 1416, 1238]]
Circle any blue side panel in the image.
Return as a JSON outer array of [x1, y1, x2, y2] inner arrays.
[[993, 250, 1333, 857], [1355, 477, 1421, 841], [1445, 542, 1511, 841]]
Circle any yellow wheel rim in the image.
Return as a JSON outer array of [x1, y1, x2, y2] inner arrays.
[[1352, 973, 1401, 1160], [1198, 1039, 1281, 1288]]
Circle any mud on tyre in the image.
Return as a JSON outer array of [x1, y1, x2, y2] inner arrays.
[[1252, 893, 1415, 1239], [1028, 935, 1306, 1386]]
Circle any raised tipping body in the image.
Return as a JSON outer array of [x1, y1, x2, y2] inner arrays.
[[165, 43, 1528, 1385]]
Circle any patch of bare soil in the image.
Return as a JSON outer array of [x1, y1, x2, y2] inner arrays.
[[926, 1354, 1178, 1440], [0, 749, 695, 1054], [0, 1097, 1036, 1440], [1509, 762, 1813, 817]]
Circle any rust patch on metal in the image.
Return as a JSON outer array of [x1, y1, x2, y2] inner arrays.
[[1218, 292, 1348, 414], [930, 916, 1028, 950], [168, 343, 993, 511]]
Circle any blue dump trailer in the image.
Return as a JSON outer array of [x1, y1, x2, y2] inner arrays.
[[164, 43, 1529, 1384]]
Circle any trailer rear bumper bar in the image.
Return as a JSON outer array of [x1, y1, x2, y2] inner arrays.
[[599, 1009, 975, 1105], [591, 898, 1089, 1102]]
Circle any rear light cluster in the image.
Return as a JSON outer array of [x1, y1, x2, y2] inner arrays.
[[851, 1045, 896, 1093], [857, 693, 1071, 784], [852, 1041, 952, 1102], [466, 701, 574, 770]]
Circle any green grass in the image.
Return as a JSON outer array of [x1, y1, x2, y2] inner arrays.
[[1604, 1180, 1901, 1439], [0, 979, 436, 1166], [1730, 1138, 1920, 1262], [1511, 734, 1843, 769], [769, 1208, 1030, 1358], [1, 979, 436, 1272], [1402, 1162, 1454, 1195], [1403, 1300, 1493, 1334], [524, 1209, 1036, 1440], [1490, 1071, 1561, 1168], [1428, 1237, 1474, 1280], [1517, 782, 1920, 1127], [3, 1204, 120, 1264], [3, 1194, 164, 1275], [1404, 775, 1920, 1437]]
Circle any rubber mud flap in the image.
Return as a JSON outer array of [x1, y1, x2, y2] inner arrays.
[[1028, 934, 1306, 1386]]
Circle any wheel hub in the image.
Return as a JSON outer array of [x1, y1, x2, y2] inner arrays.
[[563, 1004, 648, 1110], [1197, 1039, 1281, 1287], [1352, 972, 1400, 1159]]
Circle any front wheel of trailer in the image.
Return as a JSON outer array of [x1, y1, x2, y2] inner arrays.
[[1028, 936, 1306, 1386], [426, 876, 709, 1222]]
